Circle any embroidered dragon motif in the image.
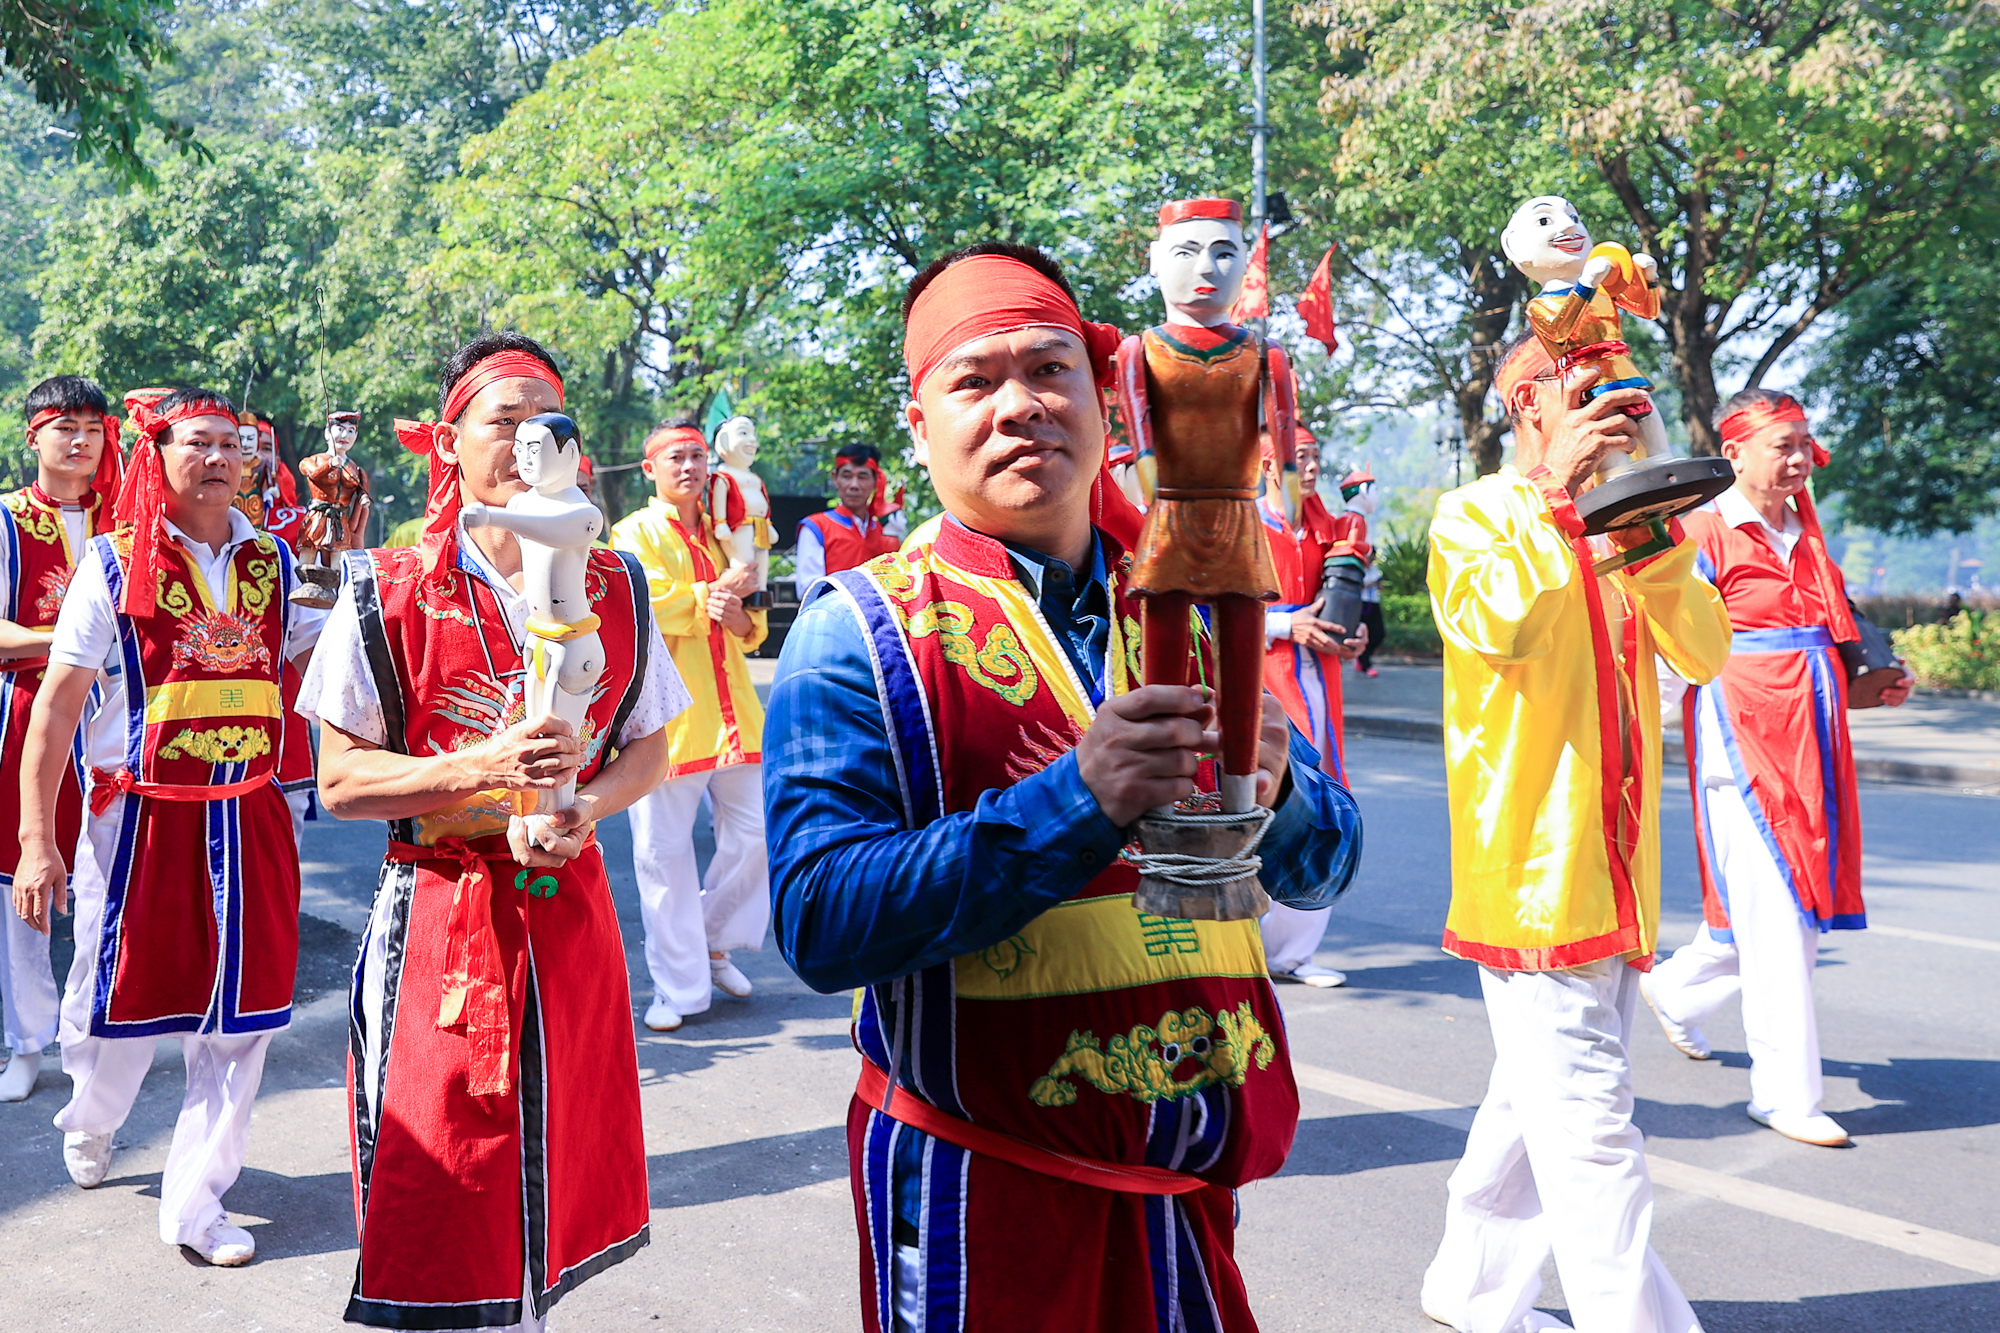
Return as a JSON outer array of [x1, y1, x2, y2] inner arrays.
[[1028, 1002, 1276, 1107], [33, 566, 71, 623], [158, 724, 272, 764], [171, 609, 271, 673], [902, 600, 1038, 706]]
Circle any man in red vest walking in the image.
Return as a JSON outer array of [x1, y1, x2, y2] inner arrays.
[[766, 242, 1361, 1331], [1643, 388, 1911, 1148], [793, 442, 903, 584], [15, 387, 325, 1264]]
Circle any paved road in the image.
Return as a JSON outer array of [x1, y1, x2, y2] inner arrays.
[[2, 735, 1995, 1330]]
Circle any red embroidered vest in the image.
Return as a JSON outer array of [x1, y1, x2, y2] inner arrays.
[[838, 521, 1298, 1187], [0, 486, 98, 875], [351, 546, 651, 846], [801, 509, 898, 575]]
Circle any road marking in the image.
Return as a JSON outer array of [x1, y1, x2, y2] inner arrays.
[[1864, 923, 2000, 954], [1290, 1061, 2000, 1278]]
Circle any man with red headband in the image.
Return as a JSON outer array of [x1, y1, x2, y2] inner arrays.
[[766, 241, 1361, 1332], [794, 442, 904, 582], [609, 417, 769, 1033], [0, 376, 122, 1103], [1257, 423, 1364, 989], [300, 332, 684, 1328], [1420, 334, 1729, 1333], [13, 385, 324, 1264], [1641, 388, 1911, 1149]]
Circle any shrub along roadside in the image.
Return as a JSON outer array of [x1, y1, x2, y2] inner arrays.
[[1893, 611, 1999, 692]]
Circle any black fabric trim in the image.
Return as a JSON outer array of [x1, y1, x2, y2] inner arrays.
[[606, 550, 650, 754], [348, 551, 414, 844], [342, 1296, 521, 1330], [351, 861, 414, 1225], [520, 959, 550, 1315], [543, 1226, 651, 1316]]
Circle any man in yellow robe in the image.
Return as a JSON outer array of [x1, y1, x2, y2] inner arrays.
[[1420, 335, 1730, 1333], [611, 420, 769, 1033]]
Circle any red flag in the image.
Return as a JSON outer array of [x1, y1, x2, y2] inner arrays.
[[1299, 244, 1339, 353], [1229, 223, 1270, 324]]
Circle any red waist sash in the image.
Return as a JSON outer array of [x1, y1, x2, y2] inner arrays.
[[88, 767, 270, 816], [855, 1059, 1206, 1196]]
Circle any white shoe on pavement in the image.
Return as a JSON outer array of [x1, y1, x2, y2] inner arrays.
[[1748, 1106, 1850, 1147], [63, 1131, 114, 1188], [710, 954, 753, 999], [0, 1050, 41, 1102], [185, 1218, 256, 1266], [643, 997, 683, 1032], [1273, 963, 1347, 989], [1640, 971, 1711, 1059]]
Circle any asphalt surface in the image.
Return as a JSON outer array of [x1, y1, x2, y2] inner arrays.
[[1, 734, 1995, 1330]]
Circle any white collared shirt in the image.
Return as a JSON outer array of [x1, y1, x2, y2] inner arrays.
[[1715, 485, 1803, 562], [49, 507, 327, 772]]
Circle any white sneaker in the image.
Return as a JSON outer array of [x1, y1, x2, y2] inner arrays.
[[1640, 972, 1711, 1059], [1273, 963, 1347, 989], [186, 1218, 256, 1266], [710, 954, 753, 999], [643, 997, 683, 1032], [1748, 1106, 1850, 1147], [63, 1131, 114, 1188], [0, 1050, 41, 1102]]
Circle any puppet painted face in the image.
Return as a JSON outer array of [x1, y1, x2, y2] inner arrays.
[[236, 422, 261, 460], [512, 414, 581, 492], [714, 416, 759, 468], [326, 416, 358, 453], [1502, 196, 1590, 286], [1150, 218, 1248, 325]]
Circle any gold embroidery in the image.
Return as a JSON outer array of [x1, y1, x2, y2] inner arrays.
[[157, 572, 195, 619], [903, 600, 1038, 706], [171, 609, 272, 673], [1121, 614, 1143, 686], [1027, 1002, 1275, 1106], [158, 724, 272, 764], [238, 556, 277, 617], [5, 495, 62, 546], [874, 563, 920, 602], [975, 935, 1036, 981]]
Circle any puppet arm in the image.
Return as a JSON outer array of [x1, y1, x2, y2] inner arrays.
[[461, 502, 603, 548], [1117, 334, 1158, 505], [1266, 343, 1300, 524]]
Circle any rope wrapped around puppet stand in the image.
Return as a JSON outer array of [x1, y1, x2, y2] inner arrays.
[[1129, 801, 1275, 921]]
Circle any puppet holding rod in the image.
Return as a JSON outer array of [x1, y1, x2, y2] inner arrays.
[[461, 412, 607, 857]]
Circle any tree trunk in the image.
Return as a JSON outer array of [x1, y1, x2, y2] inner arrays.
[[1457, 246, 1527, 475]]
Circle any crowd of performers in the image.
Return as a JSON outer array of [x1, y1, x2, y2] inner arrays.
[[0, 195, 1905, 1333]]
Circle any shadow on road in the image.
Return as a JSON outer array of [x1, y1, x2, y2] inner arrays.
[[1690, 1279, 2000, 1332], [1328, 959, 1484, 1002], [1276, 1111, 1467, 1178], [1637, 1054, 2000, 1141], [646, 1124, 848, 1209]]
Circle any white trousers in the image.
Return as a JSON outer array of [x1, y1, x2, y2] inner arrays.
[[627, 763, 770, 1015], [53, 1030, 272, 1246], [1260, 902, 1333, 974], [1647, 784, 1823, 1119], [0, 899, 59, 1055], [286, 788, 311, 850], [1422, 961, 1702, 1333]]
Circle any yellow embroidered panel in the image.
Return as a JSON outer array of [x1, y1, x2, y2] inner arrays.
[[953, 893, 1268, 1000], [1028, 1001, 1276, 1106], [143, 679, 281, 724], [157, 724, 273, 764]]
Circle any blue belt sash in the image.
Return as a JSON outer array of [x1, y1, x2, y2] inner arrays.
[[1731, 625, 1833, 654]]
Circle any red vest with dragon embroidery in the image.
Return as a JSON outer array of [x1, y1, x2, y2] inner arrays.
[[354, 545, 649, 847], [0, 486, 97, 875], [840, 520, 1299, 1188]]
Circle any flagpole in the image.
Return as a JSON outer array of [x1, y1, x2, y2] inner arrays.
[[1250, 0, 1268, 340]]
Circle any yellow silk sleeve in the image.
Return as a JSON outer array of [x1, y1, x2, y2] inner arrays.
[[1427, 473, 1579, 665], [1617, 537, 1731, 686]]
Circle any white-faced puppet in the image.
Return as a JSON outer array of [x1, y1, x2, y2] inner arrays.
[[708, 415, 773, 606], [461, 412, 608, 854]]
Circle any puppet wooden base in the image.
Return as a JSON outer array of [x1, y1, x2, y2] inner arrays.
[[1130, 808, 1272, 922], [289, 562, 340, 608]]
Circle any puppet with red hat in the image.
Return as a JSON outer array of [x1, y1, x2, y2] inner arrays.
[[1642, 388, 1913, 1151]]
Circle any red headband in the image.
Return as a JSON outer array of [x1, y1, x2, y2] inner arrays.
[[116, 398, 238, 617], [1719, 398, 1828, 468], [394, 351, 566, 584], [645, 425, 707, 462], [903, 254, 1121, 395], [1159, 198, 1243, 228], [27, 406, 124, 513]]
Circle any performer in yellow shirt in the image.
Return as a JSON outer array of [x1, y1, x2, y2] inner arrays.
[[610, 420, 769, 1033], [1420, 334, 1730, 1333]]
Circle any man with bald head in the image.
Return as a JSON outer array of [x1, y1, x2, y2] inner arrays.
[[766, 241, 1361, 1331]]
